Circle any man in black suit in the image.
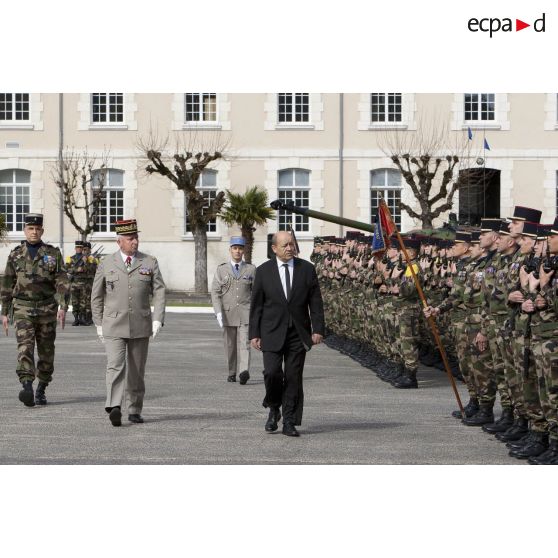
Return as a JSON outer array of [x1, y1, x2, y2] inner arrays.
[[249, 231, 325, 437]]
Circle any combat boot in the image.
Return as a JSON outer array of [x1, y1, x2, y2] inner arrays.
[[509, 432, 548, 459], [35, 381, 48, 405], [451, 397, 478, 419], [83, 312, 93, 326], [528, 440, 558, 465], [506, 430, 536, 450], [482, 407, 514, 434], [462, 403, 494, 426], [392, 368, 418, 389], [18, 380, 35, 407], [495, 417, 529, 442], [72, 312, 81, 325]]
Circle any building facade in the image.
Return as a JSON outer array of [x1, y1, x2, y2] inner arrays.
[[1, 93, 557, 290]]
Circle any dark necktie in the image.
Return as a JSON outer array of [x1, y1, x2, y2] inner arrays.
[[235, 263, 239, 276], [283, 263, 291, 299], [125, 256, 132, 270]]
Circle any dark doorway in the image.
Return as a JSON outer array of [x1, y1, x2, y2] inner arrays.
[[458, 167, 500, 227]]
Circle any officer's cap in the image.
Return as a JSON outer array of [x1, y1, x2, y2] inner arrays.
[[480, 218, 502, 233], [509, 206, 542, 224], [24, 213, 43, 226], [520, 221, 539, 238], [454, 230, 472, 243], [551, 216, 558, 236], [114, 219, 139, 235], [229, 236, 246, 247], [75, 240, 84, 247]]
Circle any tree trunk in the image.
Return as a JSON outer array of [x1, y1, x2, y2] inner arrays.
[[193, 228, 208, 294], [241, 225, 254, 264], [421, 216, 433, 228]]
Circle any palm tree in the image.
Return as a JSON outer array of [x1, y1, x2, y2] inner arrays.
[[219, 186, 275, 263]]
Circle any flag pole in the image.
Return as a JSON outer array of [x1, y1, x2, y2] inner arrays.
[[380, 199, 465, 415]]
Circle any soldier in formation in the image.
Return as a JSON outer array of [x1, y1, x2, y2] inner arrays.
[[313, 205, 558, 464]]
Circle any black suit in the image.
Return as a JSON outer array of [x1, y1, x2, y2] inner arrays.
[[249, 257, 324, 425]]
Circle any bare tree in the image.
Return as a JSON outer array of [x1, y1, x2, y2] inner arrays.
[[380, 114, 491, 228], [52, 149, 110, 241], [138, 129, 230, 294]]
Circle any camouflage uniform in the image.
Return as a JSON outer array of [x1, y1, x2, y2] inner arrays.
[[66, 249, 89, 324], [1, 242, 69, 385]]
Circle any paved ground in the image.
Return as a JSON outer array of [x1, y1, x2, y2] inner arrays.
[[0, 312, 522, 464]]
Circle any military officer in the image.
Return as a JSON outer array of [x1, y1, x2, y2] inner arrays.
[[91, 219, 166, 426], [211, 236, 257, 384], [1, 213, 69, 406]]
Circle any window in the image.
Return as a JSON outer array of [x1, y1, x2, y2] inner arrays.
[[185, 93, 217, 123], [91, 93, 124, 124], [0, 93, 30, 121], [278, 93, 309, 123], [371, 93, 402, 123], [464, 93, 495, 121], [0, 169, 31, 232], [370, 169, 402, 230], [185, 170, 218, 233], [277, 169, 310, 232], [92, 169, 124, 232]]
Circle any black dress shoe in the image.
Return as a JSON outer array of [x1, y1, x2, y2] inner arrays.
[[265, 408, 281, 432], [227, 374, 236, 382], [128, 414, 144, 424], [18, 381, 35, 407], [282, 422, 300, 437], [239, 371, 250, 385], [109, 407, 122, 427]]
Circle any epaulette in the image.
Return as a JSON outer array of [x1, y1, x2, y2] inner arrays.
[[65, 256, 72, 264], [218, 262, 228, 266], [11, 244, 24, 254]]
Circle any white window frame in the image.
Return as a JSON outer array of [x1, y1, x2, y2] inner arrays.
[[277, 93, 310, 126], [0, 169, 31, 234], [91, 169, 125, 235], [184, 169, 219, 235], [184, 93, 218, 125], [0, 93, 30, 123], [90, 93, 125, 126], [370, 93, 402, 124], [464, 93, 496, 123], [370, 169, 402, 230], [277, 168, 311, 233]]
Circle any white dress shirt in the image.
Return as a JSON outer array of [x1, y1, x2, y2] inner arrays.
[[230, 260, 243, 276], [277, 257, 294, 298], [120, 251, 136, 269]]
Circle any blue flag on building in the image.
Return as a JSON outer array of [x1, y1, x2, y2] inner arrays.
[[371, 209, 386, 254], [484, 138, 491, 150], [467, 127, 473, 140]]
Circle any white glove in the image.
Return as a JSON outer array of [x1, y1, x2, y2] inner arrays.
[[216, 313, 223, 328], [152, 320, 162, 339], [96, 325, 104, 344]]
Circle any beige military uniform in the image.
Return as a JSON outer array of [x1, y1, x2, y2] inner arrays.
[[91, 251, 166, 414], [211, 261, 256, 378]]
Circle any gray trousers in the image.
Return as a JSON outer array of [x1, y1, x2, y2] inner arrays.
[[223, 324, 250, 376], [104, 336, 150, 414]]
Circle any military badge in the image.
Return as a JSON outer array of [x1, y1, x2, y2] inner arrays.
[[139, 267, 153, 276]]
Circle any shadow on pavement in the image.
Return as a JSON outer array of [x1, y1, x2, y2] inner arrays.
[[303, 421, 405, 435]]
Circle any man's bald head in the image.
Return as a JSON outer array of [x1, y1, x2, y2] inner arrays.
[[272, 231, 296, 262]]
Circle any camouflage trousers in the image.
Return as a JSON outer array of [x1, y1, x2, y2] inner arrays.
[[465, 312, 496, 406], [486, 315, 513, 409], [500, 325, 527, 420], [398, 305, 420, 372], [13, 303, 58, 384], [451, 315, 477, 399], [382, 299, 401, 362], [511, 330, 547, 433], [70, 280, 90, 315], [531, 334, 558, 440]]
